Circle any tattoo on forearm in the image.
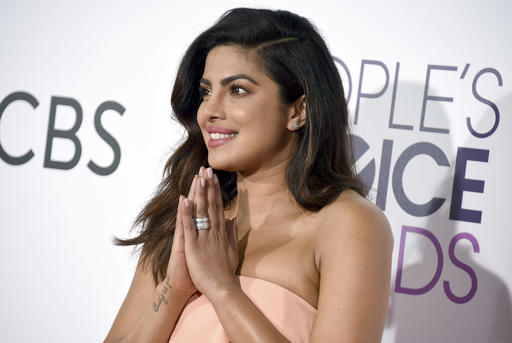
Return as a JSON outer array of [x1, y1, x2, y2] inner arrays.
[[152, 276, 173, 312]]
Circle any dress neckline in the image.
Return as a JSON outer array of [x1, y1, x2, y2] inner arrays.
[[237, 274, 318, 311]]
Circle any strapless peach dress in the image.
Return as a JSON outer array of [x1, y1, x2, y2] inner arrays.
[[169, 274, 317, 342]]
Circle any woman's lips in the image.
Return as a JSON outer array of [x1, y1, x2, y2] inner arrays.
[[208, 135, 236, 148]]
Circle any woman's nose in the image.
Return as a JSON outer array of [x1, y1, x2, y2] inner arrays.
[[199, 94, 226, 121]]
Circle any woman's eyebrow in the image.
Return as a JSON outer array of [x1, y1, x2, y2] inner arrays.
[[220, 74, 259, 86], [199, 74, 260, 87], [199, 78, 211, 86]]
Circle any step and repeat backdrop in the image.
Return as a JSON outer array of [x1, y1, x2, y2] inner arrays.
[[1, 1, 510, 342]]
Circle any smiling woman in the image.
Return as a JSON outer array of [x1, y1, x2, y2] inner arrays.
[[104, 7, 392, 343], [197, 45, 299, 174]]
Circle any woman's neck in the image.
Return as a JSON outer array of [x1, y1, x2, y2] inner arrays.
[[230, 159, 297, 229]]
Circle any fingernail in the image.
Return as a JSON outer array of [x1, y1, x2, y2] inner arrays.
[[184, 198, 190, 208], [199, 166, 204, 175], [206, 167, 213, 179], [214, 174, 219, 184], [200, 177, 205, 187], [179, 195, 183, 204]]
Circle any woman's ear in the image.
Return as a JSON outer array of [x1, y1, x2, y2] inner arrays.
[[286, 95, 306, 131]]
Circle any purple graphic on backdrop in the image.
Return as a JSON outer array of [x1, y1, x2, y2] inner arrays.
[[394, 226, 479, 304], [334, 56, 503, 304]]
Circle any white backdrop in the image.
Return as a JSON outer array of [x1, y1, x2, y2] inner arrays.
[[1, 1, 511, 342]]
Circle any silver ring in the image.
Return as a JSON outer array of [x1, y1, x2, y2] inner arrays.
[[193, 217, 210, 230]]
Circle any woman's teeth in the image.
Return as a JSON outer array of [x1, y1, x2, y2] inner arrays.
[[210, 133, 238, 139]]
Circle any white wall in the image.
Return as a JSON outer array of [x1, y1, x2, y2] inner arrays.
[[1, 1, 510, 342]]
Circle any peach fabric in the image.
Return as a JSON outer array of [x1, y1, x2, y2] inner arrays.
[[169, 274, 317, 342]]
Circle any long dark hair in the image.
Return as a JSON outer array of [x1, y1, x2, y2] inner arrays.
[[114, 7, 367, 285]]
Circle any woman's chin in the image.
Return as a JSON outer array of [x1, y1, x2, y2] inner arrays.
[[207, 155, 238, 172]]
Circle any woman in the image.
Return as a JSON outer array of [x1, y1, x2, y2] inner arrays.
[[105, 7, 393, 343]]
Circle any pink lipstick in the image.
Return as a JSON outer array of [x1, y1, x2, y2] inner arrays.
[[206, 125, 238, 148]]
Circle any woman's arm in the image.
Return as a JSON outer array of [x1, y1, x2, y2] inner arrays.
[[310, 195, 394, 343], [105, 173, 202, 342], [103, 258, 192, 343]]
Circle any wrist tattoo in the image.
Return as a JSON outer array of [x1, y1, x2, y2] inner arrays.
[[152, 276, 173, 312]]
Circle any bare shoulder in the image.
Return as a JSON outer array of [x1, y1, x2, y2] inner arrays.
[[315, 189, 392, 250], [309, 189, 393, 341]]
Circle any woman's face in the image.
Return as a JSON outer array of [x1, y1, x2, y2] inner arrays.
[[197, 45, 296, 174]]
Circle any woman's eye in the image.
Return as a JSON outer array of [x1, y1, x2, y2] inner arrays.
[[230, 85, 248, 96], [199, 87, 211, 98]]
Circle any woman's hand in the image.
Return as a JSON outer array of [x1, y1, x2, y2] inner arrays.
[[164, 170, 201, 298], [181, 167, 240, 299]]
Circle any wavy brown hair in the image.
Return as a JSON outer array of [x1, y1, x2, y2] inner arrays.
[[114, 7, 367, 285]]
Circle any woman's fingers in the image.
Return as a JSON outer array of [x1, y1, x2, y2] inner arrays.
[[188, 167, 203, 215], [174, 195, 184, 242], [194, 173, 209, 237], [181, 193, 197, 242], [188, 166, 225, 238], [205, 168, 223, 236]]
